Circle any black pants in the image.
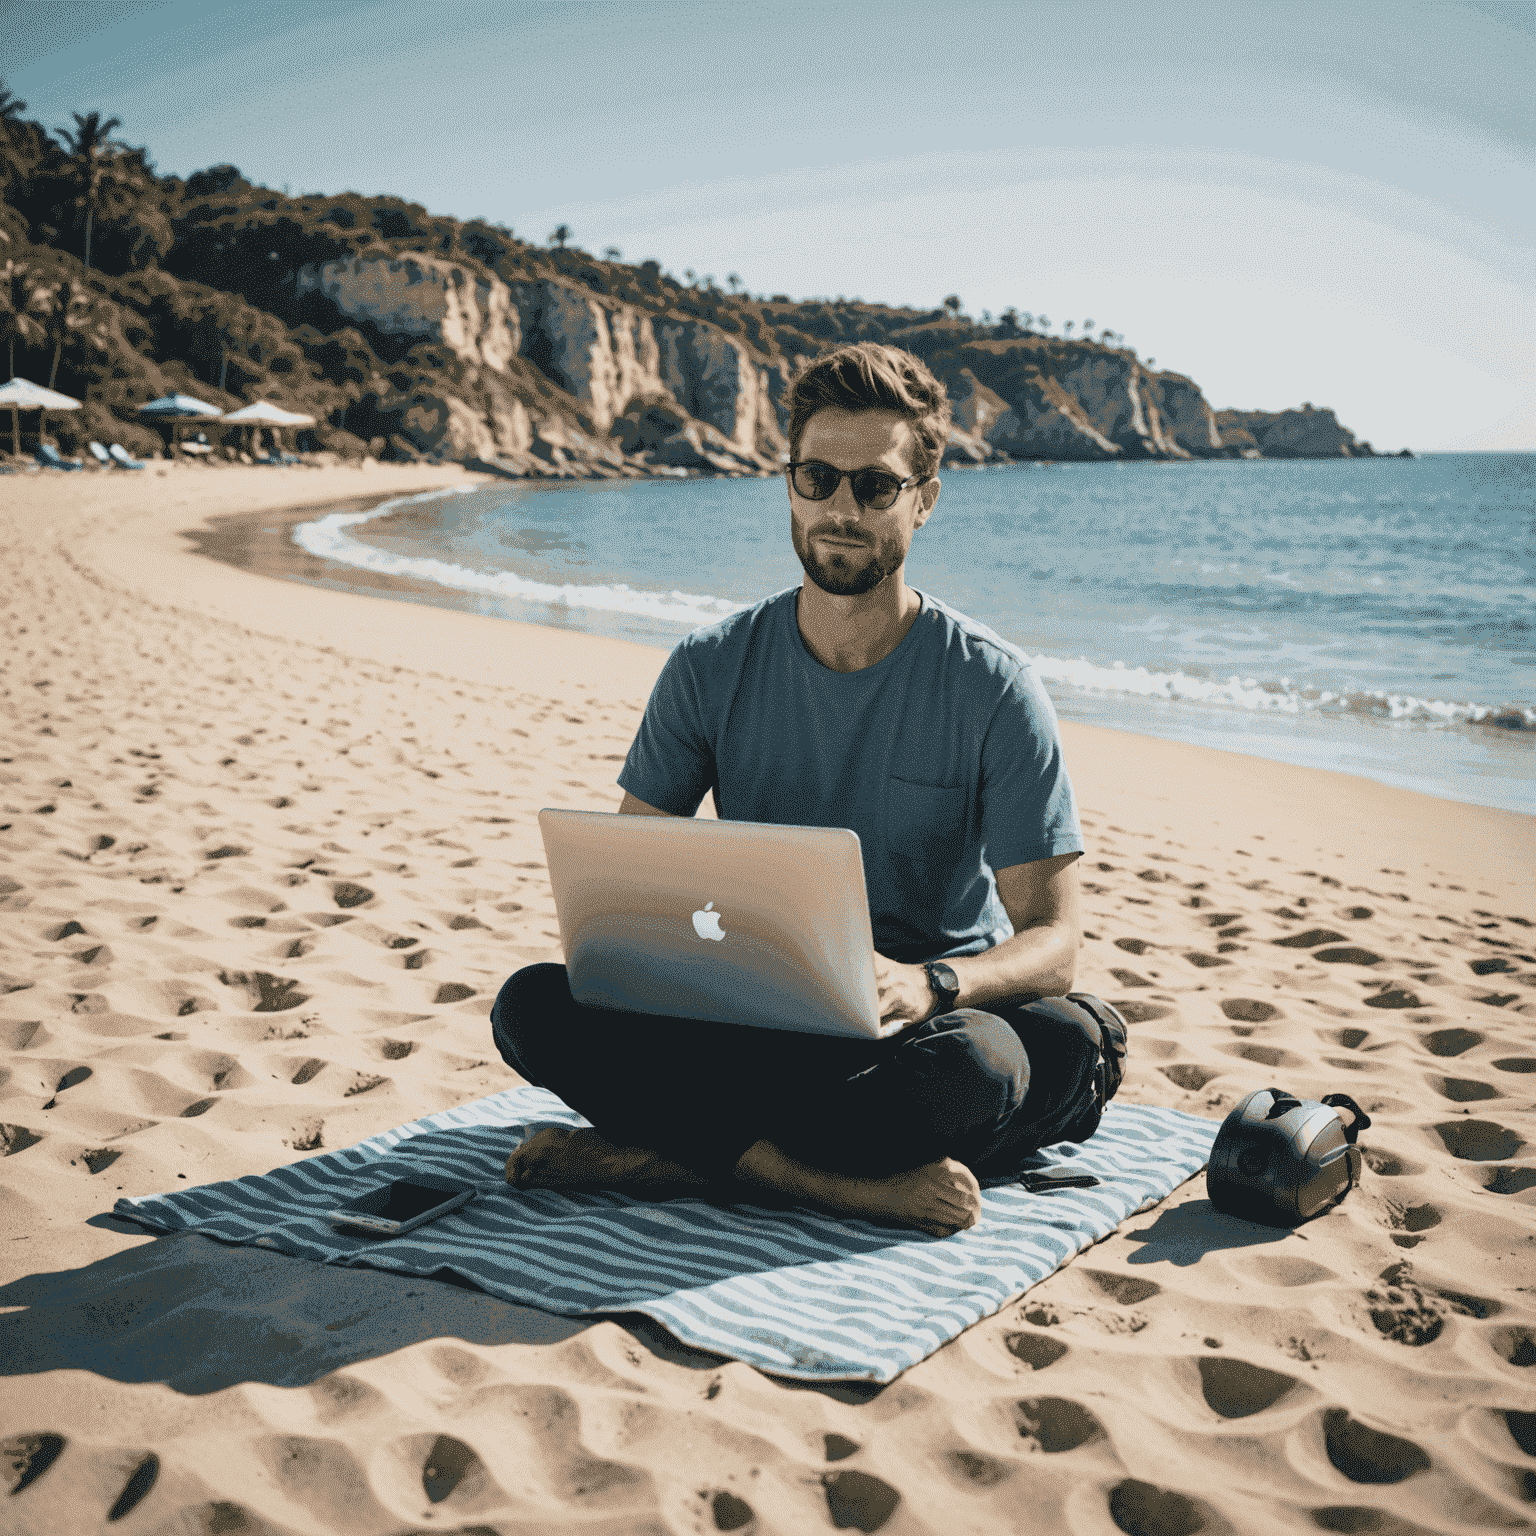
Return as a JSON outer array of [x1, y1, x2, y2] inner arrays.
[[490, 963, 1109, 1186]]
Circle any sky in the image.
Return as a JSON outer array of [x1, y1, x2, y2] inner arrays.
[[4, 0, 1532, 451]]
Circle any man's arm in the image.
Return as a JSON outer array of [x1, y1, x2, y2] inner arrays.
[[873, 852, 1082, 1025], [618, 791, 676, 817], [949, 851, 1081, 1005]]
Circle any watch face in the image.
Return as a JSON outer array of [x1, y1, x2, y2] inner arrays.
[[928, 962, 959, 996]]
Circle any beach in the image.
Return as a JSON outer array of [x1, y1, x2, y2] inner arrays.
[[1, 461, 1533, 1535]]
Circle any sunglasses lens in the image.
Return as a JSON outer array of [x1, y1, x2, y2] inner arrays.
[[851, 470, 903, 510], [791, 461, 841, 500]]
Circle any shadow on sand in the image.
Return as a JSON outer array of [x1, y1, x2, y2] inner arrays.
[[0, 1214, 887, 1403], [1121, 1198, 1296, 1266]]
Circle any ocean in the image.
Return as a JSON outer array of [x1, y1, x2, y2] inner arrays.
[[288, 453, 1535, 815]]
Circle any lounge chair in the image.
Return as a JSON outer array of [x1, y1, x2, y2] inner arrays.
[[37, 443, 83, 471], [108, 443, 147, 470], [88, 442, 113, 467]]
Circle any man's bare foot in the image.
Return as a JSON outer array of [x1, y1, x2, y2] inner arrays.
[[734, 1142, 982, 1237], [505, 1127, 710, 1191]]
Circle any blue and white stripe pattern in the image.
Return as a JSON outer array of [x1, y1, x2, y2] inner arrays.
[[114, 1087, 1220, 1382]]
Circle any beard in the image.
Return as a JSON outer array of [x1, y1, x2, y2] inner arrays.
[[792, 521, 905, 597]]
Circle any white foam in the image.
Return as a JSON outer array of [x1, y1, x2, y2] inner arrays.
[[1016, 651, 1533, 731], [293, 488, 749, 629], [294, 488, 1533, 734]]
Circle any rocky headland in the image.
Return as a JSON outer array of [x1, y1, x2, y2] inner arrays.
[[1, 124, 1394, 475]]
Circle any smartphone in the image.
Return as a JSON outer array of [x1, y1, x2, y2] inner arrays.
[[327, 1180, 475, 1236], [1019, 1170, 1100, 1192]]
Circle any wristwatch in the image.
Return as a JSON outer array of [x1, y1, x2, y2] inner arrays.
[[923, 960, 961, 1016]]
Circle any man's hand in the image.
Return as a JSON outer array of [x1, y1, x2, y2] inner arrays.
[[873, 955, 937, 1032]]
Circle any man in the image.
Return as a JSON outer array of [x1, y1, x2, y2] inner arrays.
[[491, 342, 1123, 1238]]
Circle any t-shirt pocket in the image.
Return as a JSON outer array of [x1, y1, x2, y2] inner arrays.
[[884, 776, 968, 900]]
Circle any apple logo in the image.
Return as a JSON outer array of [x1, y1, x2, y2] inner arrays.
[[692, 901, 725, 942]]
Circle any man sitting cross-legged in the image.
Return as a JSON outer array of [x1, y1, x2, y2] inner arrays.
[[491, 342, 1125, 1238]]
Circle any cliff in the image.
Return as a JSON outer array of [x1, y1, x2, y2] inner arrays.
[[0, 120, 1382, 474], [1214, 406, 1374, 459]]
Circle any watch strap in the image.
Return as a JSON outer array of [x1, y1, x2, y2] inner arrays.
[[923, 960, 960, 1013]]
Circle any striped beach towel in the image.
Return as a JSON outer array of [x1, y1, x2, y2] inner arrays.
[[114, 1086, 1219, 1383]]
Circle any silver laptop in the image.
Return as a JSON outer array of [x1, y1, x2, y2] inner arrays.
[[538, 808, 908, 1039]]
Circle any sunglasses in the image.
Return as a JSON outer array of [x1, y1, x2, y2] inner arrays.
[[786, 459, 928, 512]]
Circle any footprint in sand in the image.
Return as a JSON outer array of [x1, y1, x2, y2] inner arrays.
[[1013, 1397, 1106, 1452], [710, 1488, 756, 1529], [1195, 1357, 1300, 1419], [1220, 999, 1282, 1023], [1272, 929, 1347, 950], [1, 1123, 44, 1156], [1482, 1166, 1536, 1195], [1426, 1075, 1500, 1103], [822, 1469, 901, 1531], [1005, 1332, 1069, 1371], [1108, 1479, 1226, 1536], [1432, 1120, 1525, 1161], [1421, 1027, 1482, 1057], [1314, 947, 1383, 966], [1364, 988, 1424, 1011], [1489, 1326, 1536, 1369], [0, 1431, 65, 1495], [105, 1453, 159, 1521], [944, 1448, 1014, 1487], [1163, 1063, 1222, 1091], [1320, 1408, 1431, 1484], [1114, 1000, 1175, 1022]]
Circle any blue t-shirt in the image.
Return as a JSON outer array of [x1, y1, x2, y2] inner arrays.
[[618, 587, 1083, 964]]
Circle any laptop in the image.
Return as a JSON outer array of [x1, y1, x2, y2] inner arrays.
[[537, 808, 909, 1039]]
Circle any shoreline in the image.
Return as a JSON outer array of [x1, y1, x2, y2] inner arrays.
[[195, 475, 1535, 824], [2, 462, 1532, 1535]]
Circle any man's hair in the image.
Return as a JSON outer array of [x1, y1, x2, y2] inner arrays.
[[786, 343, 951, 480]]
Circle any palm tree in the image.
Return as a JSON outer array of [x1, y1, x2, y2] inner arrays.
[[44, 276, 91, 389], [57, 111, 147, 271], [548, 224, 572, 248], [1083, 318, 1095, 337], [1063, 320, 1075, 339], [1, 259, 51, 381], [0, 80, 27, 126], [602, 245, 622, 261], [942, 294, 963, 316], [726, 272, 742, 293]]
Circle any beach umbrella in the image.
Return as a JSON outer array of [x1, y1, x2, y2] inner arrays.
[[138, 392, 223, 456], [0, 375, 81, 457], [138, 392, 222, 419], [220, 400, 316, 426], [222, 399, 316, 456]]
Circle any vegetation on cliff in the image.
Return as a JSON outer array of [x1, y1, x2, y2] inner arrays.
[[0, 89, 1381, 470]]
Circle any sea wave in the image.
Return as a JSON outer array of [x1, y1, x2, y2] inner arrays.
[[1017, 654, 1535, 733], [292, 489, 749, 629], [294, 489, 1534, 736]]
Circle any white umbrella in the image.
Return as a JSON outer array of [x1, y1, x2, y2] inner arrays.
[[222, 399, 316, 457], [1, 375, 81, 458], [137, 392, 222, 419], [138, 392, 224, 456], [0, 377, 83, 411], [220, 400, 316, 426]]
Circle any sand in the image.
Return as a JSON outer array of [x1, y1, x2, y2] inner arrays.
[[1, 460, 1532, 1536]]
